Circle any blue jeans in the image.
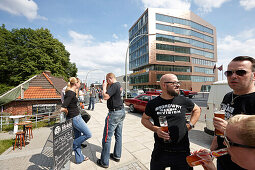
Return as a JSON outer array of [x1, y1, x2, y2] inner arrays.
[[72, 115, 92, 164], [88, 97, 95, 110], [100, 109, 125, 166]]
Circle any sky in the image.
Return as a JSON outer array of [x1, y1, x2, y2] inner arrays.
[[1, 0, 255, 85]]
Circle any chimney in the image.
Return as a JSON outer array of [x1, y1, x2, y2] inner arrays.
[[21, 85, 24, 99], [44, 70, 51, 77]]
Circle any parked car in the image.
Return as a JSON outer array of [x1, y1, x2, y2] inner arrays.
[[179, 89, 198, 98], [124, 94, 158, 113]]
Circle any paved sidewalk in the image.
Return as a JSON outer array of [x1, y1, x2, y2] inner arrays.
[[0, 102, 214, 170]]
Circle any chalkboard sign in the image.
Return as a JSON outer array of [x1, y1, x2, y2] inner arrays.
[[53, 119, 73, 170]]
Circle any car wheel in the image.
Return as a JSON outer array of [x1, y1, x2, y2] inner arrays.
[[129, 104, 135, 112], [189, 95, 193, 98]]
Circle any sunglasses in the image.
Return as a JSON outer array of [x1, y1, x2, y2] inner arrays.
[[224, 70, 247, 77], [224, 131, 255, 149], [164, 81, 181, 86]]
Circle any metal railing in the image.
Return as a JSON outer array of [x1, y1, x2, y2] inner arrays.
[[0, 111, 61, 132]]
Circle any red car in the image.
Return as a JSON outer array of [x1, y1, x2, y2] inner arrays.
[[180, 89, 198, 98], [124, 94, 159, 113]]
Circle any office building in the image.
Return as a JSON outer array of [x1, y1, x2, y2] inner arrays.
[[128, 8, 217, 92]]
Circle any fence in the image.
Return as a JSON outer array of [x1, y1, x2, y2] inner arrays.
[[0, 111, 61, 132]]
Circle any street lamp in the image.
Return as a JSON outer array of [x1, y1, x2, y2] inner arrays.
[[125, 33, 156, 99], [85, 69, 99, 90]]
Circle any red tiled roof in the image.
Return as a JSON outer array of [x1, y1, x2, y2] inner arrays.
[[17, 87, 60, 99]]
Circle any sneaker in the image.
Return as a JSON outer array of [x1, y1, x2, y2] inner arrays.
[[97, 159, 109, 168], [110, 153, 120, 162]]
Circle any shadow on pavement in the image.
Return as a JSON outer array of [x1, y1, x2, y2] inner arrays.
[[189, 129, 214, 149], [28, 153, 53, 170], [70, 141, 102, 164]]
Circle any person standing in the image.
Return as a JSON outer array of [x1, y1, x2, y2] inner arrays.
[[88, 84, 96, 111], [210, 56, 255, 170], [61, 77, 92, 164], [141, 73, 201, 170], [97, 73, 125, 168]]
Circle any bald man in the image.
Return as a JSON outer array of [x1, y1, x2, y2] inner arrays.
[[141, 74, 201, 170]]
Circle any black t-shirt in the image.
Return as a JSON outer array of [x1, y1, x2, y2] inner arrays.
[[217, 91, 255, 170], [61, 90, 79, 118], [145, 95, 194, 151], [106, 82, 123, 110]]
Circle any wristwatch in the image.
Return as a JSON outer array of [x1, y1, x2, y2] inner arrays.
[[188, 121, 195, 129]]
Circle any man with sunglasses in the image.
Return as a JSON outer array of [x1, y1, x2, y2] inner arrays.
[[194, 115, 255, 170], [210, 56, 255, 169], [141, 73, 201, 170]]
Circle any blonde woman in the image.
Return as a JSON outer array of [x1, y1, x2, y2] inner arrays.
[[61, 77, 92, 164], [195, 114, 255, 170]]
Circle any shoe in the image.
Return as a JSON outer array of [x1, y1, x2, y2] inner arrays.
[[91, 109, 94, 111], [97, 159, 109, 168], [110, 153, 120, 162], [81, 143, 87, 148]]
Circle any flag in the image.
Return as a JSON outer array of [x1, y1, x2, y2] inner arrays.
[[213, 64, 216, 73], [218, 65, 223, 71]]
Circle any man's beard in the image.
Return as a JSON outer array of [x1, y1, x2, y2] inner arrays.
[[167, 88, 179, 96]]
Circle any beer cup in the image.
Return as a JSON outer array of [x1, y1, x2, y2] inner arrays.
[[214, 110, 225, 136], [159, 116, 170, 143]]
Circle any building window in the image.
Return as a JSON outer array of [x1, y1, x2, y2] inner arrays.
[[192, 58, 215, 66], [130, 73, 149, 84], [32, 104, 57, 115], [156, 54, 190, 62], [194, 66, 214, 74], [156, 13, 213, 35], [154, 65, 191, 72], [156, 43, 214, 59], [156, 24, 213, 43], [157, 74, 214, 82]]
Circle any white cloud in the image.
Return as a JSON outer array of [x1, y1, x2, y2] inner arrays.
[[240, 0, 255, 10], [65, 31, 129, 84], [217, 28, 255, 79], [123, 24, 128, 28], [193, 0, 230, 13], [112, 34, 119, 39], [68, 30, 94, 45], [141, 0, 191, 10], [0, 0, 46, 20]]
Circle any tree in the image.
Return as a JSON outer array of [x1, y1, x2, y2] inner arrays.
[[0, 25, 77, 95]]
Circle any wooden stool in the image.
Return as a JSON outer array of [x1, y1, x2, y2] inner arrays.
[[25, 125, 33, 140], [14, 131, 25, 150]]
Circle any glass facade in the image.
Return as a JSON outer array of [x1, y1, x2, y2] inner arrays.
[[192, 58, 215, 66], [156, 24, 213, 43], [156, 13, 213, 35], [156, 34, 214, 50], [157, 74, 214, 82], [194, 66, 214, 74], [156, 43, 214, 58], [130, 73, 149, 84], [154, 65, 191, 72], [156, 54, 190, 62]]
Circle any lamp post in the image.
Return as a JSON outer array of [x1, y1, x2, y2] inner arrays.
[[125, 33, 156, 99], [85, 69, 99, 90]]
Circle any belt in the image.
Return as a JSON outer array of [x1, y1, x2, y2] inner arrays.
[[109, 107, 123, 112]]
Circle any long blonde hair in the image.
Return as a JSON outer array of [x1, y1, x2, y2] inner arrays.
[[228, 114, 255, 147], [66, 77, 80, 97]]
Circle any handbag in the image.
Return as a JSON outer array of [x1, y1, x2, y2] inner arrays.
[[80, 109, 91, 123]]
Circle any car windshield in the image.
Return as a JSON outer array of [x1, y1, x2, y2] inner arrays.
[[131, 93, 138, 98]]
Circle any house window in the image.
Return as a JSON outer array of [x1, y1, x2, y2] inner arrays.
[[32, 104, 57, 115]]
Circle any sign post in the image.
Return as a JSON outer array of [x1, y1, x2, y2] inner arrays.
[[53, 119, 73, 170]]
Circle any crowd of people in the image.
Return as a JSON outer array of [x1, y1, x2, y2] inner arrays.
[[60, 56, 255, 170]]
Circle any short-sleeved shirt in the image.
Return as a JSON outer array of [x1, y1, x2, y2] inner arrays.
[[145, 95, 195, 151], [217, 91, 255, 170], [106, 82, 123, 110], [61, 90, 79, 118]]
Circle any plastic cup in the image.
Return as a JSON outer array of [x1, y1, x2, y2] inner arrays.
[[214, 110, 225, 136]]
